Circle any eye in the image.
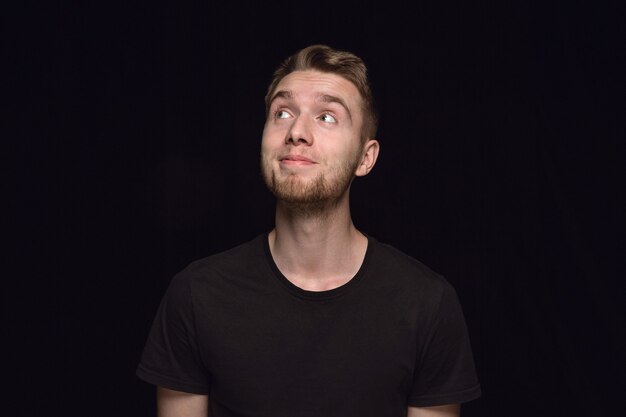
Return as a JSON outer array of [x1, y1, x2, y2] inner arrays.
[[319, 113, 337, 123], [274, 110, 291, 119]]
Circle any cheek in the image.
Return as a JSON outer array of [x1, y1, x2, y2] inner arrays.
[[260, 143, 275, 164], [260, 136, 281, 165], [261, 122, 271, 142], [261, 123, 287, 148], [336, 138, 362, 160], [261, 127, 275, 152]]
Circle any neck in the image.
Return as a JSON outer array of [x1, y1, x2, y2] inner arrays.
[[268, 192, 368, 291]]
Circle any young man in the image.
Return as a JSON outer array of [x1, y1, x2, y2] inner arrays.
[[137, 45, 481, 417]]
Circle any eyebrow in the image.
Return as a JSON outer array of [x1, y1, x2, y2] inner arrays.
[[269, 90, 293, 104], [268, 90, 353, 121], [318, 94, 352, 121]]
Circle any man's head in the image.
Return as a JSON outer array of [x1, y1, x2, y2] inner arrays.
[[261, 45, 380, 214], [265, 44, 378, 143]]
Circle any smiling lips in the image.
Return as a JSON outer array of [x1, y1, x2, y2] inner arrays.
[[280, 155, 317, 165]]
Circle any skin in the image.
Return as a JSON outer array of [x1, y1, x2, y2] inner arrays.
[[157, 387, 207, 417], [157, 70, 459, 417], [156, 388, 459, 416], [407, 404, 461, 417], [260, 70, 378, 291]]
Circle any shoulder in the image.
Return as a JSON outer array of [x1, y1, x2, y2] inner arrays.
[[365, 237, 457, 308], [369, 237, 449, 287], [185, 233, 266, 275], [167, 233, 270, 295]]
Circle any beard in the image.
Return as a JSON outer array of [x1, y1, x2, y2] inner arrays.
[[261, 153, 360, 215]]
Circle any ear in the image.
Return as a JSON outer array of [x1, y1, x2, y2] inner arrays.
[[355, 139, 380, 177]]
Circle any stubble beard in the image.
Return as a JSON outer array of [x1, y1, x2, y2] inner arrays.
[[261, 154, 360, 217]]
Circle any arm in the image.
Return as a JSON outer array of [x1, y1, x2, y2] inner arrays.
[[407, 404, 460, 417], [157, 387, 209, 417]]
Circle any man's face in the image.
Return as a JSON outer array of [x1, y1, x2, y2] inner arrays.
[[261, 70, 366, 208]]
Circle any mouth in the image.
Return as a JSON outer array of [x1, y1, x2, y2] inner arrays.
[[279, 155, 317, 165]]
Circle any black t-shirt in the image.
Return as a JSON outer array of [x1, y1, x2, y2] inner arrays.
[[137, 233, 480, 416]]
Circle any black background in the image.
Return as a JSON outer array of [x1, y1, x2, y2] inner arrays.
[[6, 1, 625, 416]]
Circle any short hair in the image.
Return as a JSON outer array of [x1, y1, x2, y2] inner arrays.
[[264, 44, 378, 142]]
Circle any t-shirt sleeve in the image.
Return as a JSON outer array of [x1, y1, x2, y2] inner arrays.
[[408, 282, 481, 406], [136, 271, 210, 394]]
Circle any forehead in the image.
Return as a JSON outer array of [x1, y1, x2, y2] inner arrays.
[[273, 70, 362, 106]]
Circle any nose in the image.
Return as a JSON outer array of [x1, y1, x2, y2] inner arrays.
[[285, 115, 313, 146]]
